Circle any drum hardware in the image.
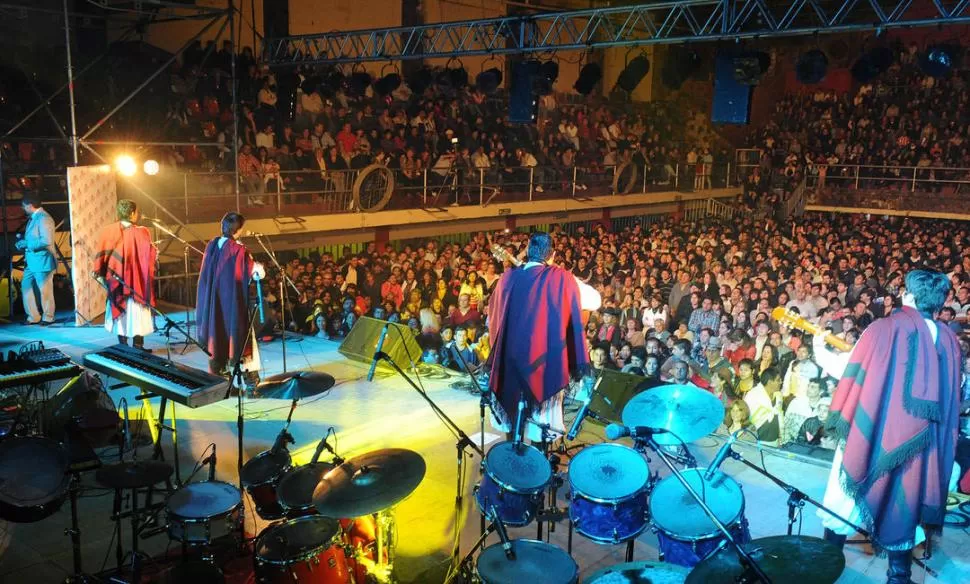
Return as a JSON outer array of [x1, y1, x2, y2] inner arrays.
[[369, 348, 482, 576], [475, 441, 551, 528], [166, 480, 243, 560], [476, 539, 579, 584], [0, 435, 71, 523], [567, 443, 651, 546], [451, 343, 493, 538]]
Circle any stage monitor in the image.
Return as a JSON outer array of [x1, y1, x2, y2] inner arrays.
[[338, 316, 423, 377]]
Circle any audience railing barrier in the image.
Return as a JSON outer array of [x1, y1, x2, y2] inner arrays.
[[805, 163, 970, 192]]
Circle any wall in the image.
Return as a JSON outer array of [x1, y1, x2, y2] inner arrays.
[[113, 0, 263, 54]]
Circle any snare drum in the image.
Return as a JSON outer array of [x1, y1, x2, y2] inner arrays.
[[475, 441, 551, 527], [277, 462, 335, 517], [568, 443, 650, 544], [167, 481, 242, 545], [477, 539, 578, 584], [241, 449, 292, 520], [254, 516, 351, 584], [649, 468, 751, 567]]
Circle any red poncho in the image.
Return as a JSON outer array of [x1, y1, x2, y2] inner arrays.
[[827, 306, 961, 549], [487, 265, 589, 420], [92, 222, 156, 319], [196, 238, 255, 365]]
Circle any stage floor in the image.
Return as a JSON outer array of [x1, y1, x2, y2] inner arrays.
[[0, 313, 967, 583]]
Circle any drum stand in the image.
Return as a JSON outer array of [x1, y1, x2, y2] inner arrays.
[[636, 434, 772, 584], [451, 348, 493, 536], [64, 472, 101, 584]]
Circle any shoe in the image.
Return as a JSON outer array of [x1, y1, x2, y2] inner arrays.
[[822, 528, 847, 551], [40, 320, 55, 327], [24, 320, 39, 326], [886, 550, 915, 584], [535, 185, 544, 193]]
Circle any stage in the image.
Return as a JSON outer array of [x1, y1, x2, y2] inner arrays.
[[0, 313, 967, 583]]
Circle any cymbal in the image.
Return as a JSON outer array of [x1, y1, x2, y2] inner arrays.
[[96, 460, 174, 490], [621, 383, 724, 445], [254, 371, 336, 400], [686, 535, 845, 584], [312, 448, 426, 517], [587, 560, 688, 583]]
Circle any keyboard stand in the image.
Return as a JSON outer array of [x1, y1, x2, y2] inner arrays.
[[135, 390, 182, 487]]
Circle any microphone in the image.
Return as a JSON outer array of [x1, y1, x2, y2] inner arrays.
[[489, 505, 515, 560], [703, 430, 740, 481], [512, 395, 527, 450], [604, 423, 668, 440], [208, 444, 217, 481], [366, 323, 390, 382], [311, 433, 341, 464], [566, 375, 604, 441], [255, 276, 265, 323]]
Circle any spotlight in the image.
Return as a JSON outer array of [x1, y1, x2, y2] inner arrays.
[[476, 68, 503, 94], [733, 51, 770, 85], [374, 73, 401, 96], [407, 66, 433, 96], [921, 45, 956, 78], [616, 55, 650, 93], [535, 61, 559, 95], [115, 155, 137, 177], [347, 71, 372, 96], [143, 159, 160, 176], [574, 63, 602, 96], [796, 49, 828, 84]]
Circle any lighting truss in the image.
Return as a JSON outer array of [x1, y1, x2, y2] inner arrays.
[[267, 0, 970, 65]]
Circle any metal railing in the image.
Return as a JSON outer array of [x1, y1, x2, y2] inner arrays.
[[803, 162, 970, 213]]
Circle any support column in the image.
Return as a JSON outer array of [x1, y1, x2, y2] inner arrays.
[[505, 217, 516, 232], [375, 226, 390, 253]]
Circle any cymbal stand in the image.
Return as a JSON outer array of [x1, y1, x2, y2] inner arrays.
[[450, 522, 497, 584], [637, 433, 772, 584], [147, 219, 204, 355], [250, 232, 299, 373], [227, 303, 261, 547], [726, 443, 868, 538], [373, 350, 483, 574], [450, 347, 494, 536]]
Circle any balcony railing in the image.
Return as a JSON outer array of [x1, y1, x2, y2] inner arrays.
[[805, 163, 970, 214]]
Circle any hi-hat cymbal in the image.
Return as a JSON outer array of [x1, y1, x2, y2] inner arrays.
[[312, 448, 426, 517], [621, 383, 724, 445], [96, 460, 174, 490], [254, 371, 336, 400], [686, 535, 845, 584]]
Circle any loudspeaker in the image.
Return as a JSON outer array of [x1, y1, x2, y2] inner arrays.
[[712, 51, 752, 125], [338, 316, 423, 376]]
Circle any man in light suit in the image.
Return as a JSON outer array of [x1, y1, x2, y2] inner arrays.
[[16, 195, 56, 325]]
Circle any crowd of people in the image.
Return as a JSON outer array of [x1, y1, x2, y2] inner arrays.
[[253, 208, 970, 450], [748, 41, 970, 197]]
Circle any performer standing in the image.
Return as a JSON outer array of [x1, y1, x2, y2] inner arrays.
[[487, 232, 600, 443], [16, 195, 57, 325], [813, 270, 960, 584], [92, 199, 156, 350], [196, 213, 265, 379]]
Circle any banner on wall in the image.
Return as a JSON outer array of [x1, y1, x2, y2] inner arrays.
[[67, 165, 117, 326]]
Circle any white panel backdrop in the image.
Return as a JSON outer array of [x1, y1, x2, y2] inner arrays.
[[67, 165, 117, 326]]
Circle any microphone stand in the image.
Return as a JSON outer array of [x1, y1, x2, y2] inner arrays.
[[148, 219, 204, 354], [637, 433, 772, 583], [450, 346, 494, 537], [373, 350, 483, 573], [725, 444, 869, 538], [249, 233, 299, 373]]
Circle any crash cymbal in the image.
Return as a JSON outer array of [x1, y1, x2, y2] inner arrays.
[[621, 383, 724, 445], [686, 535, 845, 584], [312, 448, 426, 517], [254, 371, 336, 400], [587, 560, 688, 583], [95, 460, 174, 490]]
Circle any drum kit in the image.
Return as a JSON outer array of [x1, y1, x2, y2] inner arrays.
[[455, 383, 847, 584]]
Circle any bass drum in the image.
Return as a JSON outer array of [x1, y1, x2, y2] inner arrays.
[[0, 436, 70, 523]]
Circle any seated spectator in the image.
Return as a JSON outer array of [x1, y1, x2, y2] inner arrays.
[[446, 325, 480, 372], [781, 377, 826, 446], [733, 358, 757, 399], [721, 399, 753, 435], [743, 367, 784, 444], [449, 293, 480, 327]]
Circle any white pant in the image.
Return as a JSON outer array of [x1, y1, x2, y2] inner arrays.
[[22, 269, 54, 323]]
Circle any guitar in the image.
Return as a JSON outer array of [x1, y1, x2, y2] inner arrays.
[[490, 243, 522, 267], [771, 306, 854, 353]]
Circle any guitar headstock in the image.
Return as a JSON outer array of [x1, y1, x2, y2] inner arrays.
[[771, 306, 820, 335], [491, 243, 521, 267]]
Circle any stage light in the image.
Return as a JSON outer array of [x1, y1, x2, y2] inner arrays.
[[143, 160, 160, 176], [476, 68, 503, 94], [796, 49, 828, 84], [535, 61, 559, 95], [851, 46, 892, 83], [574, 63, 602, 96], [616, 54, 650, 93], [115, 155, 137, 177], [661, 46, 701, 90], [374, 73, 401, 96], [733, 51, 770, 85], [921, 45, 956, 78]]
